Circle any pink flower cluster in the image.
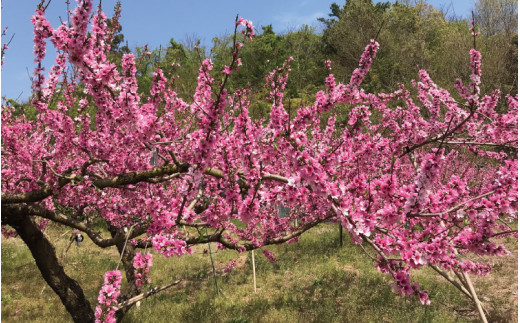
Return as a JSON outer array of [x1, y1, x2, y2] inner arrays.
[[404, 152, 444, 214], [1, 27, 9, 68], [393, 270, 430, 305], [262, 249, 277, 263], [455, 47, 482, 105], [236, 17, 255, 40], [152, 234, 191, 258], [133, 252, 153, 287], [30, 10, 53, 63], [30, 9, 54, 94], [224, 259, 237, 273], [324, 59, 332, 70], [349, 40, 379, 89], [95, 270, 121, 323]]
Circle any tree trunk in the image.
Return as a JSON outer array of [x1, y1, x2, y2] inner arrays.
[[3, 208, 95, 322]]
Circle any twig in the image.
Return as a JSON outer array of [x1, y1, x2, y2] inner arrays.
[[399, 106, 477, 159], [444, 141, 517, 149], [491, 230, 517, 238]]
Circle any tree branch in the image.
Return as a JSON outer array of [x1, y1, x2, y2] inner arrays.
[[409, 190, 496, 218], [3, 204, 146, 248]]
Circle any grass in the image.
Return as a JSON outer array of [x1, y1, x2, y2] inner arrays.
[[1, 223, 517, 322]]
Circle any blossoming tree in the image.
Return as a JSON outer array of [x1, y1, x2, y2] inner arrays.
[[1, 1, 517, 322]]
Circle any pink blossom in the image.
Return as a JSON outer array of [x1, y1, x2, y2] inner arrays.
[[262, 249, 277, 262], [222, 65, 232, 75], [224, 259, 237, 272], [324, 59, 332, 70], [95, 270, 121, 323], [133, 252, 153, 287]]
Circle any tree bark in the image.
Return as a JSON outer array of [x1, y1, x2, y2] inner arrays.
[[3, 207, 95, 322]]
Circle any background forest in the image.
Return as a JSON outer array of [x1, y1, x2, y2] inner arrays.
[[4, 0, 518, 121]]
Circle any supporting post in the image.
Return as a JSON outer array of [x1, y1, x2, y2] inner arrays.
[[251, 250, 257, 293], [453, 249, 488, 323], [60, 233, 75, 262], [206, 229, 219, 295], [339, 223, 343, 247], [117, 280, 182, 309], [462, 271, 488, 323]]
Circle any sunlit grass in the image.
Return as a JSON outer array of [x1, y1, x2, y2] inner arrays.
[[1, 223, 516, 322]]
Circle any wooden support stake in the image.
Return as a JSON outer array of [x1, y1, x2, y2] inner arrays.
[[206, 229, 219, 295], [118, 280, 182, 309], [453, 249, 488, 323], [339, 223, 343, 247], [453, 269, 472, 292], [430, 264, 489, 318], [53, 229, 72, 244], [60, 233, 75, 262], [462, 271, 488, 323], [251, 250, 257, 293]]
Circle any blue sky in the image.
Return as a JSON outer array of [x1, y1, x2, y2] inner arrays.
[[1, 0, 475, 101]]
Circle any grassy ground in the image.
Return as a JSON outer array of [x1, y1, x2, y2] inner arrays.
[[1, 223, 517, 322]]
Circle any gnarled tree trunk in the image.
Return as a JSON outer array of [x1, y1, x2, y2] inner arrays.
[[2, 206, 95, 322]]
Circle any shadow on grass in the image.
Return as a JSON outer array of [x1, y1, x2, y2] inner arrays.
[[3, 224, 501, 323]]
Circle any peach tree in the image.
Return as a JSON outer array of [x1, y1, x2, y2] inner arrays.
[[1, 1, 517, 322]]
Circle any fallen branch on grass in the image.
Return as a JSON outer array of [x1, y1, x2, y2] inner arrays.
[[117, 280, 182, 309]]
